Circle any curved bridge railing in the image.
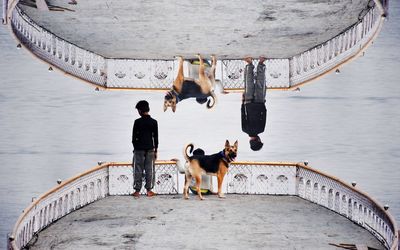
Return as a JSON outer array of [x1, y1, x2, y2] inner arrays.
[[288, 4, 383, 87], [10, 7, 107, 87], [7, 161, 178, 250], [297, 166, 397, 249], [5, 1, 386, 91], [7, 161, 398, 250]]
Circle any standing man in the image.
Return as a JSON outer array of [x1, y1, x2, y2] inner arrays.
[[241, 57, 267, 151], [132, 100, 158, 198]]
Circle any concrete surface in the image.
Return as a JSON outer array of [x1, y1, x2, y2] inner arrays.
[[18, 0, 370, 59], [27, 195, 384, 250]]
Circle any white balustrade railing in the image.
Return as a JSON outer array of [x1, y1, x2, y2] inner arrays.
[[108, 162, 178, 195], [9, 167, 109, 249], [6, 2, 386, 91], [289, 5, 382, 87], [8, 161, 398, 250], [105, 58, 290, 90], [7, 161, 178, 250], [226, 162, 297, 195], [297, 165, 398, 249], [225, 162, 398, 249], [10, 7, 107, 87], [106, 59, 176, 90], [2, 0, 8, 24], [220, 59, 290, 90], [78, 2, 384, 91]]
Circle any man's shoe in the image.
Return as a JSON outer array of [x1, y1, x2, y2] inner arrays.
[[146, 191, 156, 197], [133, 191, 140, 198]]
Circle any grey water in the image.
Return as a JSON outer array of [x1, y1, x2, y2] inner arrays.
[[0, 3, 399, 250]]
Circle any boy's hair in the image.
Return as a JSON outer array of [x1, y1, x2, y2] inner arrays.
[[250, 136, 263, 151], [135, 100, 150, 113]]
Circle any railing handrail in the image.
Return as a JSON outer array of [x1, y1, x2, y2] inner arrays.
[[9, 160, 398, 250], [5, 1, 388, 91], [5, 1, 386, 59], [297, 163, 398, 249], [10, 163, 108, 234], [287, 4, 386, 89], [8, 160, 178, 249], [10, 161, 298, 241], [13, 7, 106, 57], [9, 160, 174, 236], [289, 4, 373, 59]]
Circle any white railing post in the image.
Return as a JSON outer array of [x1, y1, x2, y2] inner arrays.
[[297, 165, 397, 249], [2, 0, 8, 24], [7, 4, 385, 91], [288, 5, 383, 87], [9, 6, 107, 88], [7, 161, 398, 249]]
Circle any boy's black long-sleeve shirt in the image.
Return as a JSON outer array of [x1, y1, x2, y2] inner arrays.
[[132, 115, 158, 151], [241, 103, 267, 137]]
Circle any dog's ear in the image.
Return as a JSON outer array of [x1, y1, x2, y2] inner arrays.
[[163, 102, 168, 112], [225, 140, 230, 148], [172, 103, 176, 112], [233, 140, 238, 149]]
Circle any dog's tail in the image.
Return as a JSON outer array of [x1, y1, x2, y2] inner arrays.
[[206, 91, 217, 109], [176, 143, 194, 174], [183, 143, 194, 162]]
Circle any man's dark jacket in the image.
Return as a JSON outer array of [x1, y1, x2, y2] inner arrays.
[[132, 115, 158, 151], [241, 103, 267, 137]]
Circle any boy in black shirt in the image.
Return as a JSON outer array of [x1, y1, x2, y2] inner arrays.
[[241, 57, 267, 151], [132, 100, 158, 197]]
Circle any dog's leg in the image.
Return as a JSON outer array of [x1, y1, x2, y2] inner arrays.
[[208, 55, 217, 86], [217, 167, 228, 198], [217, 174, 226, 198], [194, 174, 204, 200], [196, 54, 211, 94], [183, 172, 191, 199], [173, 56, 184, 92]]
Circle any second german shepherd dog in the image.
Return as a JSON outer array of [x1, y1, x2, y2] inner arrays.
[[163, 54, 218, 112], [182, 140, 238, 200]]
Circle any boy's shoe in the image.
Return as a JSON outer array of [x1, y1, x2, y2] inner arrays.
[[133, 191, 140, 198], [146, 191, 156, 197]]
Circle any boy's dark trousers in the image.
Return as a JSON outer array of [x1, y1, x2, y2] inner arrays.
[[133, 150, 155, 192]]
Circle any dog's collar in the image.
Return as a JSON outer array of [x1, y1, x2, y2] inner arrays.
[[170, 87, 181, 102], [219, 150, 232, 165]]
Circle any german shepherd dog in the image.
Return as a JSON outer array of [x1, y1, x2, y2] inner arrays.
[[163, 54, 218, 112], [182, 140, 238, 200]]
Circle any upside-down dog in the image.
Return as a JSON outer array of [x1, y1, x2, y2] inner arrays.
[[164, 54, 218, 112], [182, 140, 238, 200]]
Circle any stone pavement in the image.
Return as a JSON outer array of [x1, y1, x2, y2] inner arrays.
[[28, 195, 384, 250], [19, 0, 369, 59]]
